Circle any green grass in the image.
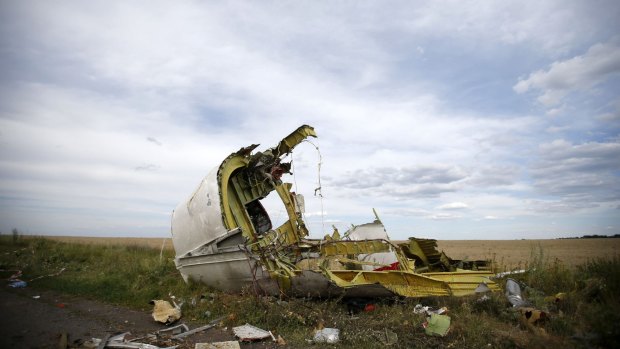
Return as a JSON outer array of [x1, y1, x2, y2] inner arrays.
[[1, 236, 619, 348]]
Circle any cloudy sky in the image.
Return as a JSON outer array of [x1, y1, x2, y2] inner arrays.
[[1, 1, 619, 240]]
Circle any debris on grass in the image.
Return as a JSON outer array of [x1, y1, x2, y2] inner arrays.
[[88, 332, 179, 349], [150, 300, 182, 325], [156, 323, 189, 336], [313, 328, 340, 344], [275, 335, 286, 346], [8, 280, 27, 288], [232, 323, 274, 342], [518, 307, 548, 334], [494, 269, 527, 278], [474, 282, 492, 293], [195, 341, 240, 349], [423, 314, 451, 337], [505, 278, 530, 308], [414, 304, 448, 316], [171, 316, 226, 340], [544, 292, 567, 303]]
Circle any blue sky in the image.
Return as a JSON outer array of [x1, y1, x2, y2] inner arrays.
[[0, 1, 619, 239]]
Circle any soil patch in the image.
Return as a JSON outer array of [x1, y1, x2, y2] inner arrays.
[[0, 286, 263, 349]]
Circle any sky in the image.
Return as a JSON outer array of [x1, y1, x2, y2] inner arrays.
[[0, 1, 619, 240]]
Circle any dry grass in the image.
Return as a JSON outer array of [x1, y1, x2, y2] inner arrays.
[[5, 235, 620, 348], [32, 236, 620, 270], [437, 238, 620, 269], [30, 235, 173, 250]]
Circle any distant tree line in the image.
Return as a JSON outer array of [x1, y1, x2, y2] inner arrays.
[[559, 234, 620, 239]]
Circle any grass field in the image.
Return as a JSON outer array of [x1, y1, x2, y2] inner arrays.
[[437, 238, 620, 268], [3, 235, 619, 348], [39, 235, 620, 268]]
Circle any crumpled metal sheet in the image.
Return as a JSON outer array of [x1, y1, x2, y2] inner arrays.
[[505, 278, 529, 307]]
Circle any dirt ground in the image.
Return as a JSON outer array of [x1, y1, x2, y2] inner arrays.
[[0, 286, 271, 349]]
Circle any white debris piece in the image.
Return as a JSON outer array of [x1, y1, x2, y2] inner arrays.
[[313, 328, 340, 344], [232, 324, 274, 341], [195, 341, 241, 349]]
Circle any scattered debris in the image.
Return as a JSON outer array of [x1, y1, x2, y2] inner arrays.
[[544, 292, 567, 303], [505, 279, 529, 308], [9, 280, 27, 288], [494, 269, 527, 278], [232, 324, 274, 342], [156, 323, 189, 336], [150, 300, 182, 325], [519, 307, 547, 325], [423, 314, 451, 337], [474, 282, 491, 293], [171, 316, 225, 340], [313, 328, 340, 344], [195, 342, 240, 349], [504, 279, 550, 333], [97, 334, 111, 349], [477, 294, 491, 303], [414, 304, 448, 316], [345, 298, 376, 314], [518, 307, 548, 334], [91, 332, 179, 349], [275, 335, 286, 346]]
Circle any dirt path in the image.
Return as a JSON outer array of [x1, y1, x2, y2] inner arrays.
[[0, 286, 257, 349]]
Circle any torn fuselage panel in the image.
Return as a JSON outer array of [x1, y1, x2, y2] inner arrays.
[[171, 125, 498, 297]]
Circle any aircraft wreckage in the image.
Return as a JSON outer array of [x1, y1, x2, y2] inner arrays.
[[171, 125, 498, 297]]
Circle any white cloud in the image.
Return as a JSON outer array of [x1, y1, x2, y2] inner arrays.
[[437, 202, 469, 210], [514, 41, 620, 106], [0, 1, 619, 238]]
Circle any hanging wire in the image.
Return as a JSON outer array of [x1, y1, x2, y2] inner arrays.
[[290, 151, 306, 223], [302, 139, 325, 234]]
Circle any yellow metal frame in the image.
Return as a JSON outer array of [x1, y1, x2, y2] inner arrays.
[[214, 125, 498, 298]]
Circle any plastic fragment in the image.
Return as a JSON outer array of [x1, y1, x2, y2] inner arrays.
[[233, 324, 273, 342], [423, 314, 451, 337], [156, 323, 189, 336], [414, 304, 447, 315], [195, 341, 241, 349], [91, 332, 179, 349], [9, 280, 27, 288], [505, 279, 529, 308], [313, 328, 340, 344], [475, 283, 491, 293]]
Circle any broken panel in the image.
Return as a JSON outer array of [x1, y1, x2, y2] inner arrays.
[[171, 125, 498, 297]]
